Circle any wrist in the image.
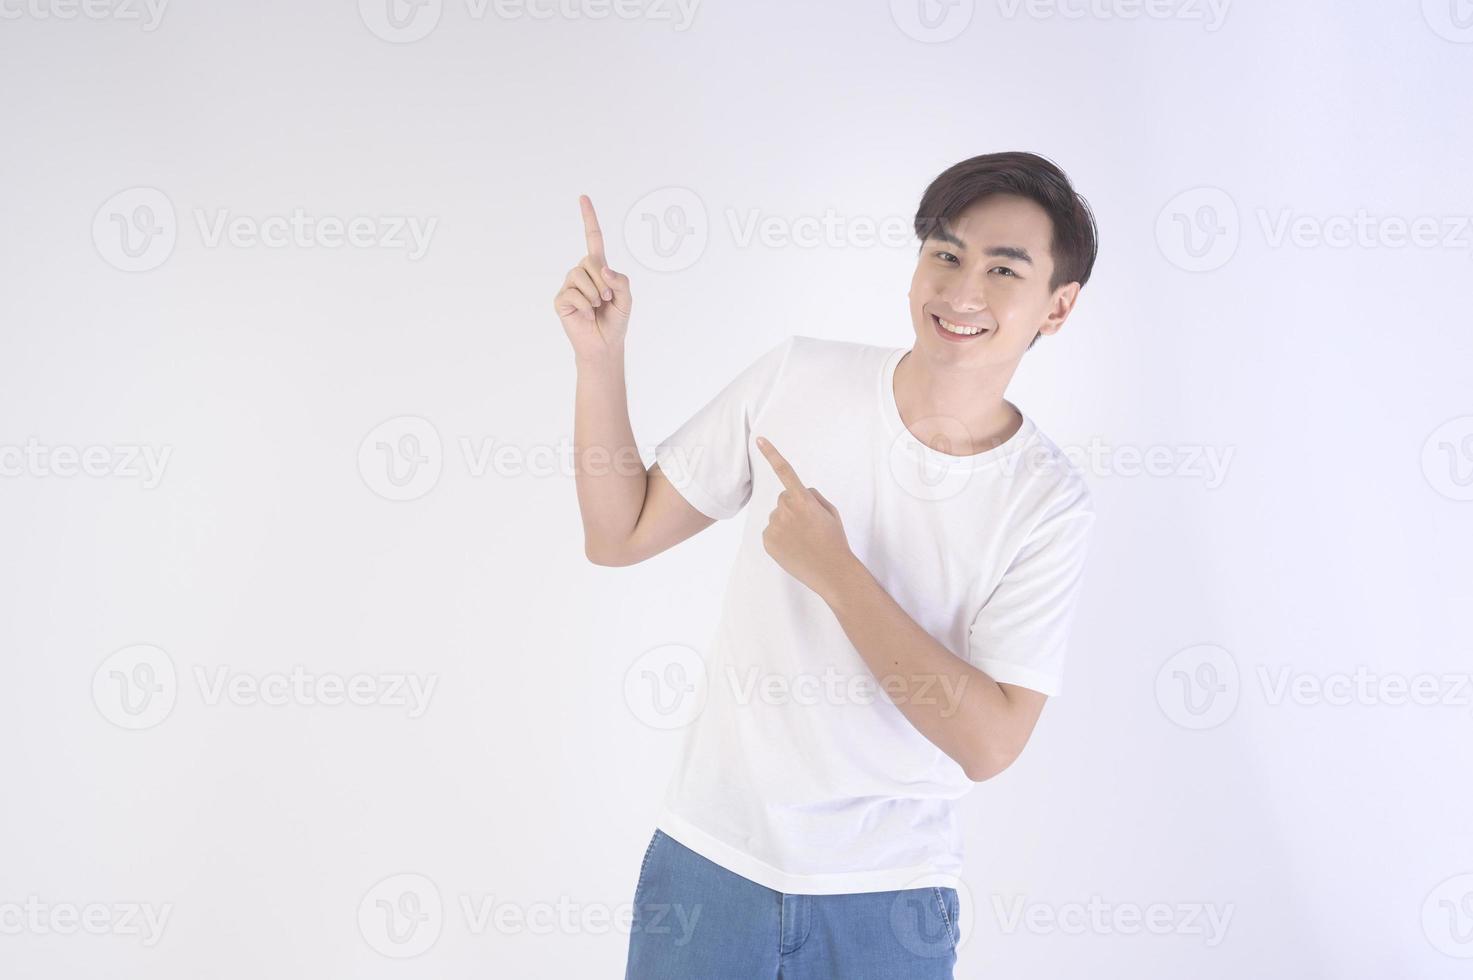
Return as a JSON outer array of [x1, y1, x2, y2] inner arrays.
[[575, 345, 626, 372], [820, 551, 872, 613]]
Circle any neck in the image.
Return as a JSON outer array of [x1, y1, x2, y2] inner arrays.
[[894, 347, 1023, 453]]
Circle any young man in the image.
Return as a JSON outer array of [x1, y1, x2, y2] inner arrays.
[[557, 151, 1098, 979]]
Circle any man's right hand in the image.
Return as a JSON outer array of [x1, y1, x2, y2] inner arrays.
[[553, 194, 633, 360]]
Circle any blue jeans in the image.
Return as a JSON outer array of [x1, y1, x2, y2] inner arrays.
[[623, 828, 960, 979]]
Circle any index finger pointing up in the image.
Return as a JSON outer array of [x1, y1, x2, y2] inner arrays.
[[756, 436, 805, 495], [579, 194, 607, 265]]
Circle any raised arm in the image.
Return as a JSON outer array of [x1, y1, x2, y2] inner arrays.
[[555, 195, 715, 566]]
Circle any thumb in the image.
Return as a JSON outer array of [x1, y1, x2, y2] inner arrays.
[[601, 263, 632, 310]]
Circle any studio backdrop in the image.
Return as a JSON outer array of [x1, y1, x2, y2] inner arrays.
[[1, 1, 1469, 977]]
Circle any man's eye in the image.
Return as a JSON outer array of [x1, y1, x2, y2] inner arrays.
[[935, 251, 958, 263], [991, 266, 1017, 277]]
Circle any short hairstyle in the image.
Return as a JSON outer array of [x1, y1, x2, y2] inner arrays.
[[914, 151, 1099, 294]]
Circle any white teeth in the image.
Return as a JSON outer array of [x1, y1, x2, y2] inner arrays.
[[937, 316, 984, 336]]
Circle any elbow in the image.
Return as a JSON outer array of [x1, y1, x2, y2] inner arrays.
[[964, 748, 1017, 783], [964, 762, 1000, 783], [584, 539, 635, 567]]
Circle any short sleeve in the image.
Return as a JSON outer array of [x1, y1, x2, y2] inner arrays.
[[653, 336, 795, 520], [967, 478, 1095, 696]]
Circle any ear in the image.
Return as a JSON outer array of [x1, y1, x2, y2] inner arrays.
[[1037, 281, 1081, 338]]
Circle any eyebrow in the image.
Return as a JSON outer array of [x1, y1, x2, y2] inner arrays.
[[929, 228, 1034, 265]]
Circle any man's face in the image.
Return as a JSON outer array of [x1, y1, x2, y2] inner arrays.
[[908, 193, 1079, 368]]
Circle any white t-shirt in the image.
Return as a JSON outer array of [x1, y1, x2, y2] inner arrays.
[[651, 335, 1095, 895]]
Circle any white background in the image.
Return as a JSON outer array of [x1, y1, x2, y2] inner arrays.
[[2, 0, 1471, 977]]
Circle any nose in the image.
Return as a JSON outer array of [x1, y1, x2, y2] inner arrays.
[[939, 285, 986, 317], [937, 270, 988, 316]]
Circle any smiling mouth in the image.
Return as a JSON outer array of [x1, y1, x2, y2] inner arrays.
[[931, 313, 990, 337]]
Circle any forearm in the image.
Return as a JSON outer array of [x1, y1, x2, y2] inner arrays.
[[819, 557, 1023, 781], [573, 347, 647, 561]]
